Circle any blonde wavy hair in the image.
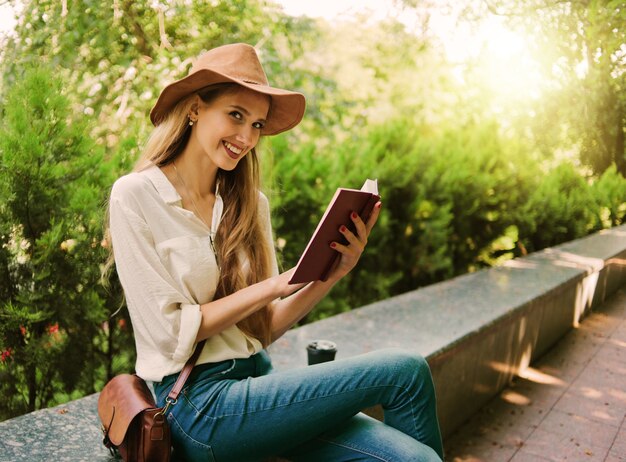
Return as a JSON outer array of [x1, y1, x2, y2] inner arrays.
[[105, 83, 274, 346]]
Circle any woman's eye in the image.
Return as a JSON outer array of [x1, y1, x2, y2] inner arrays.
[[230, 111, 243, 120], [253, 121, 265, 130]]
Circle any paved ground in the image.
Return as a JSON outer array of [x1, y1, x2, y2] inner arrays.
[[444, 288, 626, 462]]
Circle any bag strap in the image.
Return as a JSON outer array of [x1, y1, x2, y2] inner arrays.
[[167, 339, 206, 402]]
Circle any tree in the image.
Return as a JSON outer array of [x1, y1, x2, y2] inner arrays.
[[0, 0, 327, 148], [0, 65, 129, 420], [475, 0, 626, 175]]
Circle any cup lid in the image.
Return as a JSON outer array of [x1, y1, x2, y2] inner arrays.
[[309, 340, 337, 351]]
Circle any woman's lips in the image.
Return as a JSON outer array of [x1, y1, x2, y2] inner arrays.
[[223, 141, 243, 159]]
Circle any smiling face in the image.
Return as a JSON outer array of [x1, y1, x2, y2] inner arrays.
[[190, 86, 270, 171]]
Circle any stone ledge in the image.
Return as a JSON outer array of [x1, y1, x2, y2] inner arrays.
[[269, 225, 626, 436], [1, 225, 625, 460], [0, 393, 110, 461]]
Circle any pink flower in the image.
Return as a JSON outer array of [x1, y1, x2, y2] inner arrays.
[[19, 326, 27, 337], [47, 323, 59, 334], [1, 348, 13, 362]]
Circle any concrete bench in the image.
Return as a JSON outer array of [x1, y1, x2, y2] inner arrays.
[[1, 224, 625, 460]]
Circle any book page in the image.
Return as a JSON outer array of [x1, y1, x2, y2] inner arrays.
[[361, 179, 378, 194]]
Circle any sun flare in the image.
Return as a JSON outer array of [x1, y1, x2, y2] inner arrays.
[[436, 13, 547, 118], [480, 22, 544, 99]]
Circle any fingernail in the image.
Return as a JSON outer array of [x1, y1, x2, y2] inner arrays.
[[330, 242, 337, 248], [340, 225, 347, 233], [351, 212, 357, 219]]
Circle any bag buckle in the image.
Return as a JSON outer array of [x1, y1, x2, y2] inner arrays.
[[155, 396, 177, 419]]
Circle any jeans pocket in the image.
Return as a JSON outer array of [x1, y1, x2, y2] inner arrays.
[[168, 412, 216, 462]]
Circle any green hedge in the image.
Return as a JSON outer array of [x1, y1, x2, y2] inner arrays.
[[266, 119, 626, 323]]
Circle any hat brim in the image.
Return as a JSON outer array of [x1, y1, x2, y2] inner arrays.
[[150, 69, 306, 136]]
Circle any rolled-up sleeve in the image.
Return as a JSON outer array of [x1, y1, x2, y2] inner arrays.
[[109, 197, 202, 363]]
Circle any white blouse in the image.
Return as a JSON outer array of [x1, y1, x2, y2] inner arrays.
[[109, 164, 278, 382]]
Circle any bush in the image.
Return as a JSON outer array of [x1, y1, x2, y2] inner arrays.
[[266, 119, 626, 324], [0, 66, 132, 420], [591, 164, 626, 228], [516, 163, 600, 253], [267, 120, 549, 321]]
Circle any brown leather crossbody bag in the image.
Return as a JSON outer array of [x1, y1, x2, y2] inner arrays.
[[98, 341, 205, 462]]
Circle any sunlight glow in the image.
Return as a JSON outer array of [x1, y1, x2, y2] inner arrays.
[[574, 273, 599, 326], [485, 24, 526, 59], [0, 2, 19, 36], [518, 367, 566, 386], [501, 390, 532, 406], [503, 259, 538, 269], [426, 9, 547, 118], [477, 20, 544, 102], [543, 250, 605, 272], [488, 360, 514, 375], [610, 339, 626, 348], [580, 386, 602, 399]]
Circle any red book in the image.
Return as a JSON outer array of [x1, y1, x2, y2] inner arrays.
[[289, 180, 380, 284]]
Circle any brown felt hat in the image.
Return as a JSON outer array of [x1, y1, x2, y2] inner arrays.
[[150, 43, 306, 135]]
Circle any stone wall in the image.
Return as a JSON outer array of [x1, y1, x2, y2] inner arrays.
[[269, 224, 626, 437]]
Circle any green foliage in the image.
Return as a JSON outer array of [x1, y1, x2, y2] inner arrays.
[[591, 164, 626, 228], [515, 163, 600, 253], [269, 119, 546, 318], [269, 117, 626, 322], [478, 0, 626, 176], [0, 65, 132, 420], [0, 0, 329, 148]]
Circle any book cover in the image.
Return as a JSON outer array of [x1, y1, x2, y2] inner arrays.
[[288, 179, 380, 284]]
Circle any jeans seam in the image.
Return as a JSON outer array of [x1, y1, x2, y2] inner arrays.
[[316, 437, 390, 462], [384, 382, 422, 439], [185, 382, 411, 420], [169, 411, 212, 450]]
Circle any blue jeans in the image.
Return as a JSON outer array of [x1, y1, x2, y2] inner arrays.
[[154, 348, 443, 462]]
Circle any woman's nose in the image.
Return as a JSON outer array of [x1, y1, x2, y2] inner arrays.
[[236, 126, 258, 148]]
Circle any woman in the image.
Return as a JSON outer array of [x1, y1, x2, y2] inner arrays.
[[108, 42, 443, 461]]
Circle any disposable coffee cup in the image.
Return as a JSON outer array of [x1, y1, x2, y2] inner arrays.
[[306, 340, 337, 365]]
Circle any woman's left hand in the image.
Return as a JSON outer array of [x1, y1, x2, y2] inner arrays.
[[327, 201, 382, 281]]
